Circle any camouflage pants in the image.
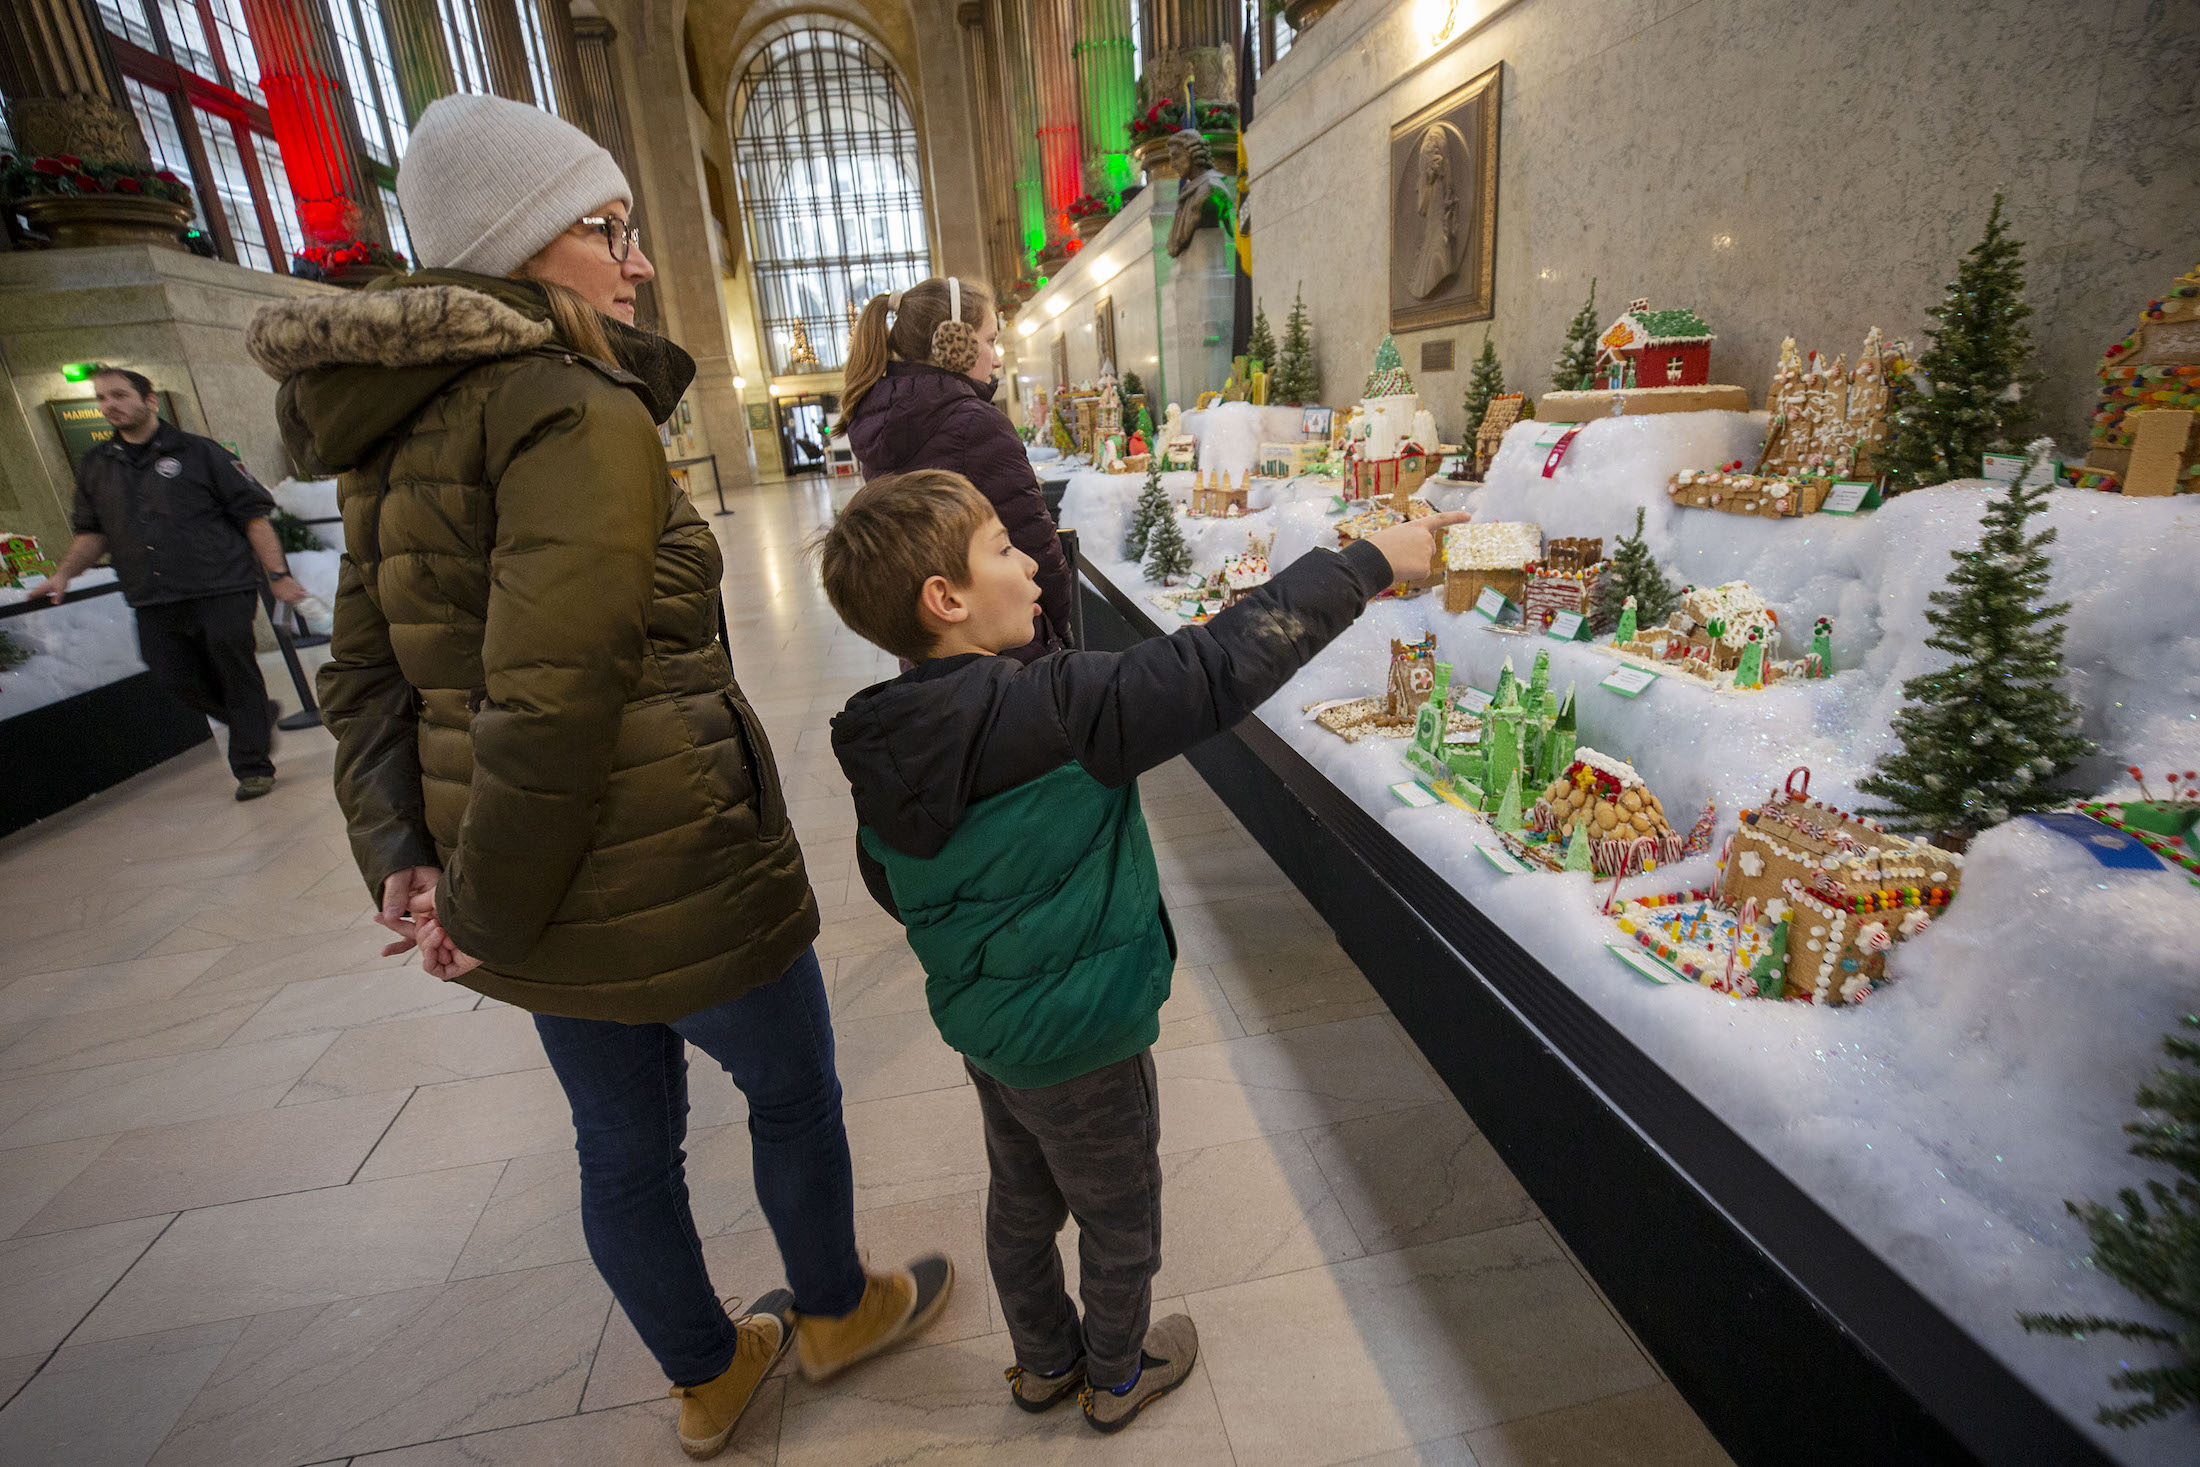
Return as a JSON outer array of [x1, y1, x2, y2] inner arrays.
[[966, 1051, 1163, 1389]]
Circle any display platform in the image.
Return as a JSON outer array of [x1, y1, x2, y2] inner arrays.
[[1058, 401, 2198, 1466]]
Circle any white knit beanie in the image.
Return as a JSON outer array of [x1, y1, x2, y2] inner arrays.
[[396, 94, 631, 277]]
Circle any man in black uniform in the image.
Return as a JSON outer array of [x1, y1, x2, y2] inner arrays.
[[32, 367, 308, 801]]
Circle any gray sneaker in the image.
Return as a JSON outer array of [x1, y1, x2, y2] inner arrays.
[[234, 775, 276, 801], [1080, 1314, 1198, 1433]]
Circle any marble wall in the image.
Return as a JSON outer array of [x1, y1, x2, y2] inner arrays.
[[0, 247, 332, 549], [1242, 0, 2198, 448]]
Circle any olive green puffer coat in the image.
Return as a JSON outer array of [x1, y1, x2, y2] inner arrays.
[[247, 272, 817, 1022]]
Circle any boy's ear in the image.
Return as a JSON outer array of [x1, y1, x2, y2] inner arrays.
[[916, 574, 969, 633]]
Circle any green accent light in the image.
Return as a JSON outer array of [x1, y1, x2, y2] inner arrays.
[[62, 362, 99, 383]]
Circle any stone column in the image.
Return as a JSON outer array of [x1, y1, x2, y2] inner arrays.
[[957, 2, 1023, 300], [568, 6, 655, 330], [0, 0, 149, 164], [1028, 0, 1081, 252], [1073, 0, 1135, 200], [607, 0, 752, 485], [475, 0, 538, 104], [241, 0, 387, 245], [988, 0, 1043, 281], [1141, 0, 1236, 110], [379, 0, 454, 123], [535, 0, 587, 127]]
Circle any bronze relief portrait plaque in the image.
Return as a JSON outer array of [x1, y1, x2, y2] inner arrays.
[[1389, 63, 1500, 333]]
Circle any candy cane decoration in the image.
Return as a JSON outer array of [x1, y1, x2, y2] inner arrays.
[[1600, 835, 1663, 914], [1725, 896, 1759, 994]]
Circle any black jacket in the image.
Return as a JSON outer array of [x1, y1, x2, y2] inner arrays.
[[832, 538, 1394, 912], [846, 361, 1073, 663], [70, 420, 276, 607]]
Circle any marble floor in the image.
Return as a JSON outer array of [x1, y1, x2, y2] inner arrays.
[[0, 476, 1732, 1467]]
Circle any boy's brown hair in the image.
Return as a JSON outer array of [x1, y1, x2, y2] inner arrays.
[[819, 469, 995, 661]]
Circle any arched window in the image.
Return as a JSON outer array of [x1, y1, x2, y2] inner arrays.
[[733, 22, 931, 377]]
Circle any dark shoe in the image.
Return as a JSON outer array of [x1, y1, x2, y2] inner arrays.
[[234, 775, 276, 801], [671, 1289, 794, 1460], [1006, 1355, 1086, 1412], [1081, 1314, 1198, 1433], [794, 1254, 954, 1382]]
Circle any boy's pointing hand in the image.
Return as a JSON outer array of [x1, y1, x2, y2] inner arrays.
[[1363, 510, 1472, 586]]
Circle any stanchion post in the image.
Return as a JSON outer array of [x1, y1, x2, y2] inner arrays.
[[261, 586, 326, 730]]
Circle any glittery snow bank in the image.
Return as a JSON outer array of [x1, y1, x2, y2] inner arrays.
[[1063, 410, 2200, 1461]]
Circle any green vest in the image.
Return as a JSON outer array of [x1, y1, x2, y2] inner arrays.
[[861, 763, 1173, 1089]]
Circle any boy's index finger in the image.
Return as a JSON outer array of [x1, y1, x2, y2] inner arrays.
[[1421, 511, 1473, 530]]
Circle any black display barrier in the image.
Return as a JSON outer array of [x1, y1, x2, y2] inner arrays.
[[1079, 559, 2111, 1467], [1, 670, 212, 838]]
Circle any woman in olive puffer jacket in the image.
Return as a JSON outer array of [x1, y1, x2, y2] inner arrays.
[[246, 94, 950, 1459]]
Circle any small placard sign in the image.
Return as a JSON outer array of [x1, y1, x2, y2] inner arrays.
[[1530, 421, 1572, 448], [1545, 609, 1588, 641], [1600, 665, 1659, 698], [1818, 480, 1881, 515], [1478, 844, 1533, 874], [1473, 586, 1517, 623], [1390, 781, 1441, 809], [1982, 452, 2059, 488], [1610, 943, 1684, 984], [1454, 684, 1494, 713]]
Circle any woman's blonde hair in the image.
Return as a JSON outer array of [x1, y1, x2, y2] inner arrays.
[[533, 279, 617, 364], [841, 276, 994, 417]]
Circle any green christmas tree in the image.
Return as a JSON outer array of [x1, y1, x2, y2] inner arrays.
[[1552, 279, 1599, 391], [1856, 439, 2093, 847], [1880, 194, 2038, 493], [2019, 1014, 2200, 1428], [1271, 283, 1321, 406], [1462, 330, 1506, 448], [1247, 300, 1276, 372], [1144, 499, 1193, 584], [1588, 507, 1678, 633], [1122, 459, 1170, 561], [1116, 371, 1138, 433]]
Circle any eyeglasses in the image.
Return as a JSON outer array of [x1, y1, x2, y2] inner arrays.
[[578, 215, 642, 263]]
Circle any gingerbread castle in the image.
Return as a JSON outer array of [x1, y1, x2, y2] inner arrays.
[[2084, 263, 2200, 495], [1521, 536, 1607, 631]]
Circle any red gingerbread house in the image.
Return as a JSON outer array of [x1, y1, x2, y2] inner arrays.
[[1599, 300, 1715, 387]]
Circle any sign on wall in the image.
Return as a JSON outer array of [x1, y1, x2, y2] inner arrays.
[[46, 394, 179, 472], [1389, 63, 1501, 334]]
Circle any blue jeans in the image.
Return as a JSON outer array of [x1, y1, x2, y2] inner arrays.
[[533, 948, 866, 1386]]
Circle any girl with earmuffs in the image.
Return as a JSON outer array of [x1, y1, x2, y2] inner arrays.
[[842, 277, 1073, 663]]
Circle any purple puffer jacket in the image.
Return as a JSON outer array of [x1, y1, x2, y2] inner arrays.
[[846, 362, 1072, 662]]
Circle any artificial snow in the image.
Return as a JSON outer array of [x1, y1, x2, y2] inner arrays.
[[0, 568, 143, 719], [1060, 410, 2200, 1461]]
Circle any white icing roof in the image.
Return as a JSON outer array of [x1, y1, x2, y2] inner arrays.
[[1569, 746, 1646, 790], [1445, 521, 1543, 570]]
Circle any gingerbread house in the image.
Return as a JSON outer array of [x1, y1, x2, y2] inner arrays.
[[1344, 445, 1431, 502], [2, 532, 56, 590], [2084, 263, 2200, 495], [1716, 770, 1963, 1004], [1443, 520, 1541, 613], [1386, 634, 1439, 719], [1188, 469, 1252, 517], [1259, 441, 1324, 478], [1619, 582, 1780, 677], [1668, 468, 1832, 518], [1600, 300, 1714, 387], [1473, 394, 1526, 479], [1759, 329, 1899, 482], [1521, 536, 1606, 630], [1525, 748, 1687, 876]]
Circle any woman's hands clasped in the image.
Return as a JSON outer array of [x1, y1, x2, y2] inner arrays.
[[376, 866, 484, 981]]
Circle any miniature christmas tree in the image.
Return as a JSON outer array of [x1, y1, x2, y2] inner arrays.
[[1880, 194, 2038, 492], [1247, 301, 1276, 373], [1561, 821, 1593, 872], [1144, 500, 1193, 584], [1614, 595, 1638, 646], [787, 319, 821, 374], [1746, 919, 1787, 1000], [1810, 617, 1835, 676], [1123, 460, 1170, 561], [1272, 283, 1320, 406], [1462, 330, 1505, 447], [1589, 507, 1677, 634], [1552, 279, 1599, 391], [1493, 764, 1524, 833], [1733, 628, 1765, 689], [2019, 1013, 2200, 1428], [1117, 372, 1139, 433], [1856, 439, 2093, 847]]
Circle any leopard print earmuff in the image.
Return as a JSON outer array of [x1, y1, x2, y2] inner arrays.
[[927, 276, 979, 373]]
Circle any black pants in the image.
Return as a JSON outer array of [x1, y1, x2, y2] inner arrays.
[[134, 591, 272, 779], [967, 1050, 1163, 1389]]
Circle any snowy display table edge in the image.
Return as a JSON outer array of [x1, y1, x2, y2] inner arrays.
[[1075, 552, 2110, 1467]]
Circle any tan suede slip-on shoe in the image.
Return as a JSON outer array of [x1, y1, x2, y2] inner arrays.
[[793, 1254, 954, 1383], [1080, 1314, 1199, 1434], [1006, 1355, 1087, 1412], [670, 1290, 794, 1460]]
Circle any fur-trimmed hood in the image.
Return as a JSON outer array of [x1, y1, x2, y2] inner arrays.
[[251, 271, 694, 475]]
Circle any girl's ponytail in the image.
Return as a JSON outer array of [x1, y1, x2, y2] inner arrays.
[[840, 294, 895, 417]]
